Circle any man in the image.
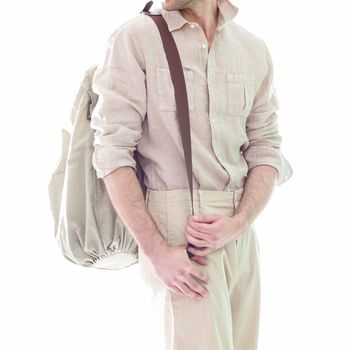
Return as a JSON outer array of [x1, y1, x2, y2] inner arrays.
[[90, 0, 293, 349]]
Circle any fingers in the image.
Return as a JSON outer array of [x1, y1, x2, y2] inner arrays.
[[191, 214, 220, 223], [190, 255, 209, 265], [169, 285, 183, 296], [186, 232, 208, 247], [169, 263, 210, 300], [184, 275, 209, 298], [188, 245, 212, 257], [175, 280, 208, 300], [165, 246, 211, 300], [190, 265, 209, 284]]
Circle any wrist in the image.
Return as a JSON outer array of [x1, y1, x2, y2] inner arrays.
[[142, 233, 169, 261], [233, 211, 251, 232]]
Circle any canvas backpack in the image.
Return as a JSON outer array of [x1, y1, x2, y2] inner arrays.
[[47, 0, 196, 270]]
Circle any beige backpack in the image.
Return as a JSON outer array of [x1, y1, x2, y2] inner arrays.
[[47, 1, 196, 270], [48, 64, 146, 270]]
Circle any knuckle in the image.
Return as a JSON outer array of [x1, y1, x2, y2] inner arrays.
[[198, 288, 206, 296], [190, 292, 198, 299], [168, 280, 176, 288], [177, 269, 185, 277], [185, 266, 193, 275]]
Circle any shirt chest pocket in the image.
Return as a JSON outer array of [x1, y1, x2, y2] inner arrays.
[[156, 67, 195, 112], [226, 73, 255, 118]]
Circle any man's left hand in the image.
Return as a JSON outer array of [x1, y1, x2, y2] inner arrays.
[[185, 213, 249, 257]]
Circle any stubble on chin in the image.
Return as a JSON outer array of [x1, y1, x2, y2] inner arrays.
[[161, 0, 201, 11]]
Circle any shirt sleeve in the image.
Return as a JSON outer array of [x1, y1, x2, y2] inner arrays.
[[241, 40, 293, 186], [90, 26, 146, 179]]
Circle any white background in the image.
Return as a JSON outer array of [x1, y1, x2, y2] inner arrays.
[[1, 0, 348, 349]]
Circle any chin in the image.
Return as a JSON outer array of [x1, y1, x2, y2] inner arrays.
[[161, 0, 189, 11]]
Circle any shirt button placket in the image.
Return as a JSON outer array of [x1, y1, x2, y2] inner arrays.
[[207, 46, 222, 183]]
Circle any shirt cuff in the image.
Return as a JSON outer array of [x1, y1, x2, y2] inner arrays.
[[244, 146, 293, 186], [92, 146, 137, 179]]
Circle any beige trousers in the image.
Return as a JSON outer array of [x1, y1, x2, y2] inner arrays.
[[138, 187, 261, 350]]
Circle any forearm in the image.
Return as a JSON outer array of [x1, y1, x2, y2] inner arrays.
[[103, 166, 167, 259], [234, 165, 278, 227]]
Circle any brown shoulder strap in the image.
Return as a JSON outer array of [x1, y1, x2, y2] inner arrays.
[[141, 3, 194, 213], [141, 1, 195, 257]]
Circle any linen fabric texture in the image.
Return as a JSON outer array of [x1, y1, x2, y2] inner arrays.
[[90, 0, 293, 191]]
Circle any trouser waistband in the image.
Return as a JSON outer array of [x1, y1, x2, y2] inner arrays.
[[145, 187, 245, 204]]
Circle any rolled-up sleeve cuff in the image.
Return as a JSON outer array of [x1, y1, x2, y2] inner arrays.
[[244, 146, 293, 186], [92, 146, 137, 179]]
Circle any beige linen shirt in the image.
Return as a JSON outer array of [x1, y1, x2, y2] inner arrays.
[[90, 0, 293, 191]]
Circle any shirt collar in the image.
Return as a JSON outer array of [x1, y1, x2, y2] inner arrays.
[[159, 0, 239, 32]]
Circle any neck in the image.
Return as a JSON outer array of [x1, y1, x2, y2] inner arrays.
[[180, 0, 219, 39]]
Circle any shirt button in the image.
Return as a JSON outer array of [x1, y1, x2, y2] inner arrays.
[[189, 24, 195, 28], [211, 117, 216, 123], [202, 44, 207, 49]]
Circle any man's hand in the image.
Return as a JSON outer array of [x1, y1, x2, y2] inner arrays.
[[149, 243, 210, 300], [185, 213, 249, 257]]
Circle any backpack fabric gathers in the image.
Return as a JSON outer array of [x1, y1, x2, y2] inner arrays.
[[48, 64, 146, 270], [47, 0, 196, 270]]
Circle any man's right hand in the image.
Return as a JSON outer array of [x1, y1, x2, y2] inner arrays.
[[148, 244, 210, 300]]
